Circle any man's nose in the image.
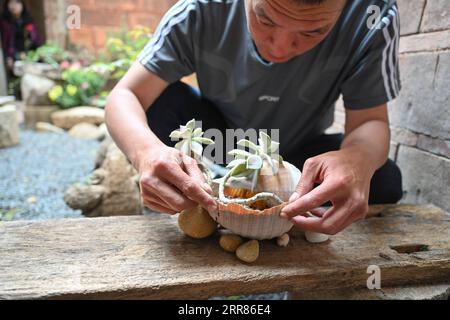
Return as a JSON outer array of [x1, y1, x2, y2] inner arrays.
[[269, 29, 295, 57]]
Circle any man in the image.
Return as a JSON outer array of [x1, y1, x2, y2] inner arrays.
[[105, 0, 403, 235]]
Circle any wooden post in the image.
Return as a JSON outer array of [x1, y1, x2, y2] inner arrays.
[[43, 0, 68, 49], [0, 33, 7, 96]]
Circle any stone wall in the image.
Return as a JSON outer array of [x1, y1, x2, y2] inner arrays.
[[66, 0, 178, 51], [330, 0, 450, 212]]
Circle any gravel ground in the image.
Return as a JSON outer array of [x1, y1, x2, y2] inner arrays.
[[0, 129, 100, 221]]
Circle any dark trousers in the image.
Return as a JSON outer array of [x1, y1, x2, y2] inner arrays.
[[146, 82, 403, 205]]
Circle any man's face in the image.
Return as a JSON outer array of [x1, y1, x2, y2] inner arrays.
[[245, 0, 347, 63]]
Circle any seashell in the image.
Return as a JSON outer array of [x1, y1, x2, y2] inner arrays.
[[277, 233, 290, 247], [210, 161, 301, 240], [305, 231, 330, 243]]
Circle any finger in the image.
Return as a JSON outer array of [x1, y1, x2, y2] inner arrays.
[[141, 178, 197, 212], [282, 180, 340, 218], [291, 202, 355, 235], [142, 199, 177, 215], [308, 207, 328, 217], [289, 157, 322, 203], [161, 163, 218, 214], [181, 154, 213, 194]]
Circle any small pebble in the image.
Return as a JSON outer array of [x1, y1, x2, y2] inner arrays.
[[277, 233, 290, 247], [219, 233, 244, 253], [236, 240, 259, 263], [305, 231, 330, 243]]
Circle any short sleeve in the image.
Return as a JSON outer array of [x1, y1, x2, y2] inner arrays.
[[341, 4, 401, 109], [138, 0, 197, 83]]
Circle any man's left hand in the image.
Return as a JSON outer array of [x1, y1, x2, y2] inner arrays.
[[280, 147, 374, 235]]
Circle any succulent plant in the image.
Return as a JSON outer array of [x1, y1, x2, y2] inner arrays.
[[169, 119, 214, 159], [219, 131, 286, 206]]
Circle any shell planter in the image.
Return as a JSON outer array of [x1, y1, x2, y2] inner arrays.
[[170, 119, 330, 263]]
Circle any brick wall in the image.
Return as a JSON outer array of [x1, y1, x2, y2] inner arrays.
[[67, 0, 178, 51], [329, 0, 450, 211]]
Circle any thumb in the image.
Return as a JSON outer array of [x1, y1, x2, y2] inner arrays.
[[181, 154, 213, 195], [289, 158, 320, 203]]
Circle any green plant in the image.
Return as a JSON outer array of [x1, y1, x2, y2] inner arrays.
[[47, 26, 153, 109], [219, 132, 285, 206], [48, 67, 106, 109], [0, 208, 20, 221], [24, 43, 70, 67], [98, 26, 153, 80]]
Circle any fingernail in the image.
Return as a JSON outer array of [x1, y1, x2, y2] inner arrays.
[[208, 202, 219, 214], [289, 192, 300, 203], [280, 211, 289, 219], [209, 203, 218, 215], [203, 182, 213, 194]]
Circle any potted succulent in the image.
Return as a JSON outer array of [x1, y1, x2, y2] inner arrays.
[[170, 119, 329, 263]]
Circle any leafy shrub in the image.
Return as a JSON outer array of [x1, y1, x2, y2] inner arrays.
[[47, 26, 153, 109], [48, 67, 106, 109]]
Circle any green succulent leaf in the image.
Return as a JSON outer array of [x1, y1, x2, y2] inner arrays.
[[228, 149, 254, 158], [186, 119, 196, 131], [169, 130, 182, 140], [230, 163, 253, 177], [193, 137, 214, 145], [226, 159, 246, 169], [269, 141, 280, 154], [193, 127, 203, 137], [191, 141, 203, 157], [246, 155, 263, 170], [237, 139, 259, 152]]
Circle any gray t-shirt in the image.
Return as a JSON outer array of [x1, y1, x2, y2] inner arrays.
[[138, 0, 401, 155]]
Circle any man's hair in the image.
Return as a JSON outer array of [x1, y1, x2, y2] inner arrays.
[[290, 0, 328, 5]]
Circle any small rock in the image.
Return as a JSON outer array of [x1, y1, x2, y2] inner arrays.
[[0, 96, 15, 105], [90, 168, 107, 185], [277, 233, 290, 247], [305, 231, 330, 244], [219, 233, 244, 253], [64, 185, 105, 212], [51, 107, 105, 130], [24, 105, 59, 129], [35, 122, 65, 134], [64, 141, 142, 217], [26, 196, 38, 204], [178, 205, 217, 239], [236, 240, 259, 263], [14, 61, 61, 80], [69, 123, 101, 140], [0, 105, 20, 148], [97, 123, 110, 141], [21, 73, 55, 106]]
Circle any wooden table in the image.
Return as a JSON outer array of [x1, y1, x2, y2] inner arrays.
[[0, 204, 449, 300]]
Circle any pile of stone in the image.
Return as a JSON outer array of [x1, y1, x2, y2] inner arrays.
[[64, 136, 143, 217], [15, 61, 108, 140]]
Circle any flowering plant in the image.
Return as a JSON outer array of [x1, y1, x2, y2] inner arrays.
[[48, 67, 106, 109]]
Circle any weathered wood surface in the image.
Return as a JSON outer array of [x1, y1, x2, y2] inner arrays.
[[0, 204, 449, 300], [290, 283, 450, 300]]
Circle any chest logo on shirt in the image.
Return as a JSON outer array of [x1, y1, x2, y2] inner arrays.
[[259, 95, 280, 103]]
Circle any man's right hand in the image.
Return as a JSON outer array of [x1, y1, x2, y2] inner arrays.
[[137, 145, 218, 215]]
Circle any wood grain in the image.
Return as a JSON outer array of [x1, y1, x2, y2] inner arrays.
[[0, 204, 449, 300]]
